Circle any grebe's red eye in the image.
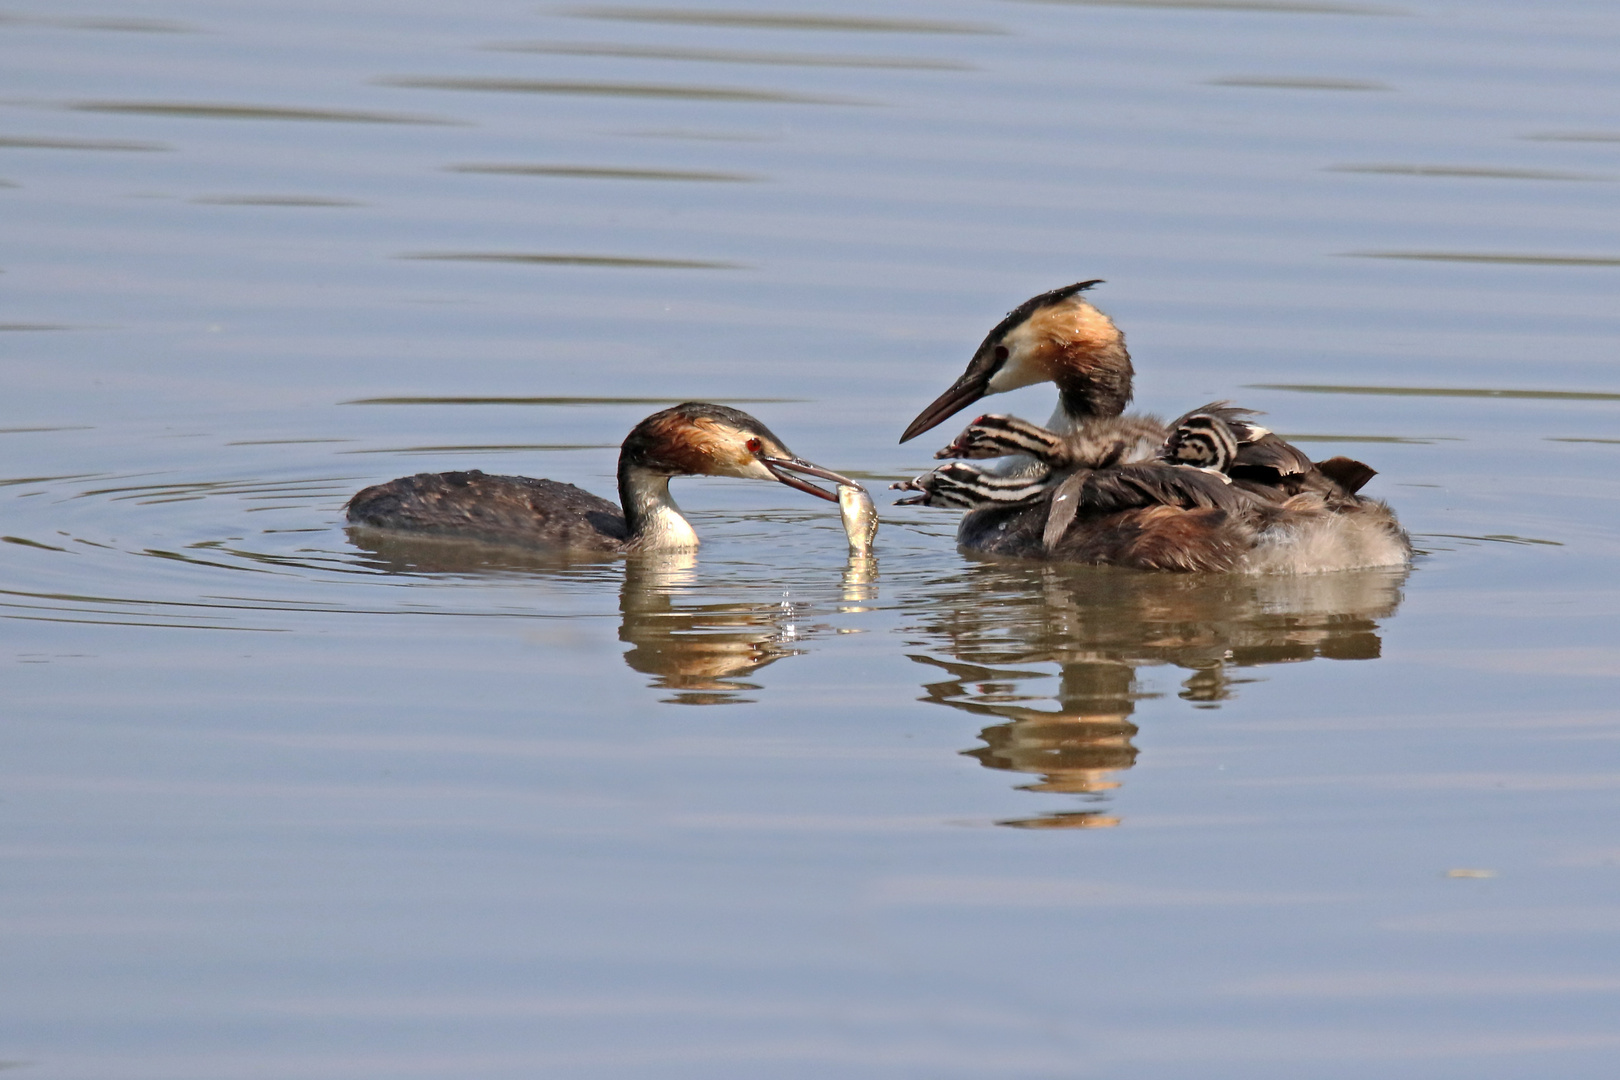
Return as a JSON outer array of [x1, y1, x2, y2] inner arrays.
[[745, 437, 763, 454], [993, 345, 1009, 362]]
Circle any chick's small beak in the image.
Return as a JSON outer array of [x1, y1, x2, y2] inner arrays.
[[900, 350, 998, 444], [760, 455, 859, 502]]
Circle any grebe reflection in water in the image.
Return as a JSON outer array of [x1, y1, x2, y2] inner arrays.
[[347, 402, 864, 553], [910, 563, 1408, 827], [343, 530, 1403, 808], [345, 534, 869, 705]]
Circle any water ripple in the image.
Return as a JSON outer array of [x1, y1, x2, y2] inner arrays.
[[191, 194, 364, 206], [1278, 433, 1454, 444], [73, 476, 356, 502], [0, 12, 194, 32], [1420, 533, 1564, 547], [1251, 383, 1620, 401], [482, 40, 973, 70], [613, 127, 777, 141], [377, 76, 870, 105], [446, 163, 761, 182], [1208, 76, 1391, 90], [68, 101, 463, 125], [0, 134, 170, 151], [0, 472, 103, 487], [2, 536, 69, 552], [556, 7, 1004, 34], [1522, 131, 1620, 143], [397, 251, 746, 269], [1017, 0, 1402, 14], [340, 443, 618, 455], [225, 438, 353, 446], [1344, 251, 1620, 266], [1327, 164, 1609, 181]]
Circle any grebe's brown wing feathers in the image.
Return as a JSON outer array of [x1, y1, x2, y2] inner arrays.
[[955, 486, 1254, 572], [1083, 462, 1252, 513], [1231, 436, 1314, 480], [1041, 470, 1090, 551], [959, 496, 1251, 571], [1050, 505, 1250, 572], [1043, 462, 1254, 552], [1314, 456, 1379, 494], [347, 471, 629, 551]]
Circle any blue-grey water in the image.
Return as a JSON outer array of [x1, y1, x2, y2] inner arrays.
[[4, 1, 1619, 1077]]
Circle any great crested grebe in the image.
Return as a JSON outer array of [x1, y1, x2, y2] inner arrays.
[[902, 281, 1318, 479], [347, 402, 863, 553], [896, 285, 1411, 573]]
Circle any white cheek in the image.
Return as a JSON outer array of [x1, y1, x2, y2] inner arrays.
[[987, 351, 1045, 393]]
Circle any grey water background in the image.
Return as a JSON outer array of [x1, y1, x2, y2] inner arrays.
[[4, 0, 1619, 1076]]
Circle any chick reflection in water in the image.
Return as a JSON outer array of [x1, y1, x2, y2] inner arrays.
[[911, 564, 1406, 828]]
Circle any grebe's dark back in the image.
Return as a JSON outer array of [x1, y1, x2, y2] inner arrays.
[[897, 408, 1409, 573]]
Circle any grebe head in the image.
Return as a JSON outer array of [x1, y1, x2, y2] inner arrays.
[[934, 413, 1070, 464], [1162, 412, 1239, 473], [900, 280, 1133, 443], [891, 461, 1055, 509], [620, 402, 857, 500]]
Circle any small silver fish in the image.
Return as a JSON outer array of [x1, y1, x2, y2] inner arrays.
[[837, 483, 878, 556]]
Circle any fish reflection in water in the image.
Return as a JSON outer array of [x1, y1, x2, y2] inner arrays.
[[907, 564, 1407, 828]]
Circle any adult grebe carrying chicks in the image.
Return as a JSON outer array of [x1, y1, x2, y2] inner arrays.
[[348, 402, 871, 554], [895, 282, 1411, 574]]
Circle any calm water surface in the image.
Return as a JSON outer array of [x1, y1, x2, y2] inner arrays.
[[4, 1, 1620, 1076]]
